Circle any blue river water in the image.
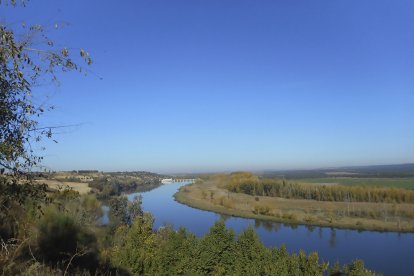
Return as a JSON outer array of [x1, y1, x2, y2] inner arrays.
[[127, 181, 414, 276]]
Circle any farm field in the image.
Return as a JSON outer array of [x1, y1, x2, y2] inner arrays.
[[296, 177, 414, 189]]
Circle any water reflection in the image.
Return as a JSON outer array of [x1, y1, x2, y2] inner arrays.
[[219, 214, 231, 222], [329, 228, 337, 248], [247, 219, 339, 249], [253, 219, 276, 232], [306, 224, 316, 234], [254, 219, 261, 229]]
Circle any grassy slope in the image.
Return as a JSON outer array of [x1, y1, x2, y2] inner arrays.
[[175, 178, 414, 232]]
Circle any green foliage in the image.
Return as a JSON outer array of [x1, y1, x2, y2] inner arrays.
[[329, 259, 379, 276], [195, 220, 235, 274], [111, 213, 157, 274], [109, 218, 375, 276], [343, 260, 378, 276], [109, 196, 128, 225], [154, 226, 198, 275], [330, 261, 342, 276], [109, 195, 143, 226], [232, 227, 266, 275]]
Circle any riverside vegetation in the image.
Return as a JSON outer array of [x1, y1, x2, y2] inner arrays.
[[0, 172, 379, 275], [175, 172, 414, 232]]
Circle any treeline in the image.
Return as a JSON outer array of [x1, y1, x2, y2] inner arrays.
[[89, 175, 161, 199], [225, 173, 414, 203]]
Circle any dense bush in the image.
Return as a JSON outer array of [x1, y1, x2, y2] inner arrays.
[[36, 208, 80, 263], [36, 206, 100, 272]]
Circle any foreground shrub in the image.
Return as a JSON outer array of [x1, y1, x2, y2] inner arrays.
[[35, 207, 99, 273]]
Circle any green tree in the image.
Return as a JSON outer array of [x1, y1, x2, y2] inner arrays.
[[109, 196, 128, 225], [111, 213, 157, 274], [342, 260, 378, 276], [109, 195, 143, 226], [154, 226, 198, 275], [195, 220, 235, 275], [0, 1, 92, 203], [232, 227, 266, 275]]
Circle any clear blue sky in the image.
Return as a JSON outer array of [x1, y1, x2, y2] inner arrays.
[[2, 0, 414, 173]]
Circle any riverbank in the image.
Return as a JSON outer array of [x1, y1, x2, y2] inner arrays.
[[174, 179, 414, 232]]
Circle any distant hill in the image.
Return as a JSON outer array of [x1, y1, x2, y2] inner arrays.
[[341, 163, 414, 173], [261, 163, 414, 179]]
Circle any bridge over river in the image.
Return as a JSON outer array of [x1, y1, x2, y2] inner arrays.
[[161, 178, 195, 184]]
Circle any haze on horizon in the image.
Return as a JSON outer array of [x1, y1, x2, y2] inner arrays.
[[4, 0, 413, 173]]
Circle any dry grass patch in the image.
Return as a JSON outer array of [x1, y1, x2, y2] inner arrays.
[[35, 179, 91, 194]]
